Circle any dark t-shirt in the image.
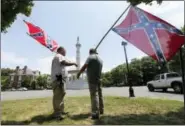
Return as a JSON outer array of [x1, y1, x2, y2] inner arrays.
[[85, 54, 103, 84]]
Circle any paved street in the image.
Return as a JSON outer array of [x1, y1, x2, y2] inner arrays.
[[1, 86, 184, 101]]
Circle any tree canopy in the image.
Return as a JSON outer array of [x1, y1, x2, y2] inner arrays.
[[1, 68, 15, 76], [181, 26, 184, 34], [127, 0, 163, 6], [1, 0, 34, 33]]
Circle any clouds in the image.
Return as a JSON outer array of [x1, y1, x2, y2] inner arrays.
[[36, 56, 53, 74], [1, 51, 28, 66], [138, 1, 184, 28]]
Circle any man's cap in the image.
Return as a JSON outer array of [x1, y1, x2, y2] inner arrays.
[[89, 48, 98, 54]]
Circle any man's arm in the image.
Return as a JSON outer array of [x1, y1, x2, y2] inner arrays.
[[61, 61, 77, 67], [77, 57, 90, 79], [77, 64, 87, 79], [59, 55, 77, 67]]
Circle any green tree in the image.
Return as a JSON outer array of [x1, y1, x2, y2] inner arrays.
[[36, 75, 48, 89], [141, 56, 160, 84], [129, 58, 143, 85], [1, 77, 10, 91], [181, 26, 184, 33], [21, 76, 32, 89], [111, 64, 126, 86], [102, 57, 158, 87], [101, 72, 113, 87], [42, 74, 52, 89], [1, 76, 9, 82], [1, 68, 14, 76], [2, 0, 34, 33], [1, 68, 14, 90], [127, 0, 163, 6], [31, 80, 36, 90]]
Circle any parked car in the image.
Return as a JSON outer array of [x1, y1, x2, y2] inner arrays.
[[17, 87, 28, 91], [147, 72, 183, 94], [11, 88, 16, 91]]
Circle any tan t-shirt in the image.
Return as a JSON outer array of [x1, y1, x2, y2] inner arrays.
[[51, 53, 68, 82]]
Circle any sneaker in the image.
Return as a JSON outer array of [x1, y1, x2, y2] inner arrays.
[[56, 115, 65, 120], [91, 113, 99, 120], [52, 113, 65, 120], [100, 110, 104, 114], [61, 112, 69, 115]]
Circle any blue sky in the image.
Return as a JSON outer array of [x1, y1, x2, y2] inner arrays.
[[1, 1, 184, 74]]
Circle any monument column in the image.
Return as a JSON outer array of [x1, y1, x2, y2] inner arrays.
[[76, 36, 81, 70]]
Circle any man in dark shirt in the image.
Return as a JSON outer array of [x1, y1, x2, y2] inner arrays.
[[77, 48, 104, 119]]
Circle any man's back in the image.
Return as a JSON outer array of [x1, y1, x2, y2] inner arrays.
[[77, 49, 104, 119], [86, 54, 103, 83]]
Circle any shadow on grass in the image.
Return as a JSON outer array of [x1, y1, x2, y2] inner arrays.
[[69, 113, 90, 120], [69, 107, 185, 125], [94, 107, 185, 125], [1, 114, 56, 125], [2, 108, 185, 125]]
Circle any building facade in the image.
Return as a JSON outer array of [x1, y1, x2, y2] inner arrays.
[[9, 66, 41, 88]]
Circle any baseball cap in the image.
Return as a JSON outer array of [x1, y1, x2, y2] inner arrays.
[[57, 46, 65, 52], [89, 48, 98, 54]]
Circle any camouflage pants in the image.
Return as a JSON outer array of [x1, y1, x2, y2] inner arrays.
[[88, 81, 104, 115], [52, 80, 66, 117]]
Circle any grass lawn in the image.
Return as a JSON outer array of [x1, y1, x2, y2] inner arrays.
[[1, 96, 185, 125]]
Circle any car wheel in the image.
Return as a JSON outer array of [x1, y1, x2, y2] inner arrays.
[[148, 84, 154, 92], [162, 88, 167, 92], [172, 83, 183, 94]]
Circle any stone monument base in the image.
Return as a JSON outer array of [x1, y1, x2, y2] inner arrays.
[[66, 78, 89, 90]]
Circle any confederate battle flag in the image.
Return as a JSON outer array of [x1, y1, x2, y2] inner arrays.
[[24, 20, 59, 52], [112, 6, 184, 63]]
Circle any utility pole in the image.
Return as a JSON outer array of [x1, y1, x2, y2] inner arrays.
[[179, 48, 185, 114], [122, 41, 135, 97]]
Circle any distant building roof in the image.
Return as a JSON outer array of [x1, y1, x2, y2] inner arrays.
[[9, 66, 40, 76]]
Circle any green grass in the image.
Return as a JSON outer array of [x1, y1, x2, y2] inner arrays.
[[1, 96, 185, 125]]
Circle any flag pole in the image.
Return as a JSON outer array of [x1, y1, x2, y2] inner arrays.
[[179, 47, 185, 114], [26, 32, 30, 36], [95, 4, 131, 50]]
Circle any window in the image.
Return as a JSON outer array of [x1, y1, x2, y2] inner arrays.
[[161, 74, 165, 79], [154, 75, 160, 80], [167, 73, 180, 78]]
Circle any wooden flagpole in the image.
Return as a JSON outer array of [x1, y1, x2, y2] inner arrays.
[[95, 4, 131, 50]]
